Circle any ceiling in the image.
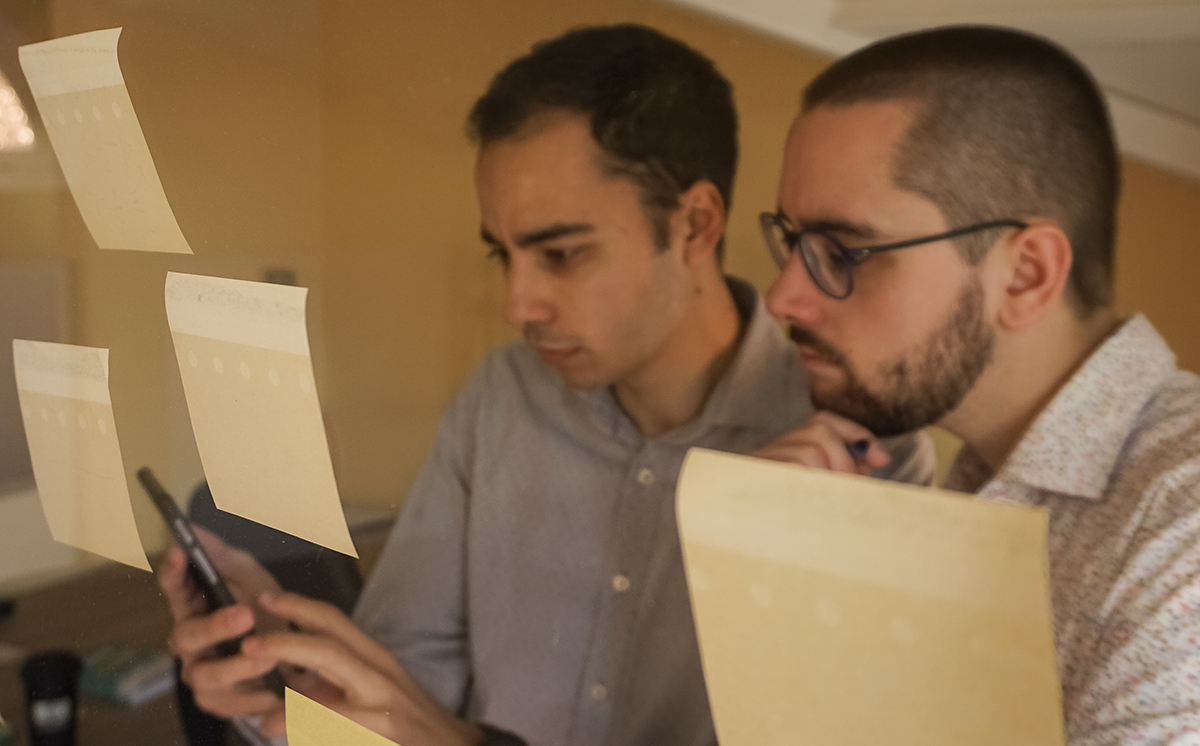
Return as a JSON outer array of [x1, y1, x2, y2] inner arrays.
[[671, 0, 1200, 182]]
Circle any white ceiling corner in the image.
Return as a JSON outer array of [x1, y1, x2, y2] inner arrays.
[[667, 0, 1200, 183]]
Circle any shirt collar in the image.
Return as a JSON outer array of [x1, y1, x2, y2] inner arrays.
[[689, 276, 809, 433], [979, 314, 1176, 500], [572, 277, 808, 445]]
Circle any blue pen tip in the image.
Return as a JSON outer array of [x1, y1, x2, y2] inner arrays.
[[849, 439, 871, 458]]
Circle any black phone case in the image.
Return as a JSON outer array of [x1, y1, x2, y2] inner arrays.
[[138, 467, 285, 697]]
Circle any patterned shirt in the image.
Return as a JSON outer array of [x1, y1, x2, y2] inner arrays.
[[353, 279, 935, 746], [945, 314, 1200, 745]]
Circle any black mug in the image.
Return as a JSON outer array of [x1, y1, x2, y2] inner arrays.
[[20, 651, 81, 746]]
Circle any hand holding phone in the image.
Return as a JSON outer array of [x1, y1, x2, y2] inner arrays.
[[138, 467, 286, 697]]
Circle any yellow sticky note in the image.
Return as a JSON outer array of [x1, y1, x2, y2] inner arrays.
[[677, 448, 1063, 746], [12, 340, 149, 571], [285, 688, 400, 746], [18, 28, 192, 254], [164, 272, 356, 557]]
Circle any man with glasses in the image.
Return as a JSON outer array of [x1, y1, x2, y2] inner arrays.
[[160, 24, 933, 746], [758, 26, 1200, 742]]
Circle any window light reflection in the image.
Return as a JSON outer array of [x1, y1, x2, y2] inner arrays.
[[0, 68, 35, 152]]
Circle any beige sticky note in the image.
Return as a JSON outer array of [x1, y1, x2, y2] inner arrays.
[[285, 688, 399, 746], [164, 271, 356, 557], [12, 340, 150, 571], [18, 28, 192, 254], [677, 448, 1062, 746]]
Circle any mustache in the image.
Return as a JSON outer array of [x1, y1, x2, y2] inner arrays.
[[788, 326, 847, 367]]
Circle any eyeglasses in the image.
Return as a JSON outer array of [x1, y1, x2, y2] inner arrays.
[[760, 211, 1027, 299]]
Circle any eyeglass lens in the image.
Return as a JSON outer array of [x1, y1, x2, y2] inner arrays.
[[763, 215, 852, 298], [798, 233, 852, 298]]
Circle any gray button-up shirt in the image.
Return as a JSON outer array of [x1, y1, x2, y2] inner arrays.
[[354, 279, 934, 746]]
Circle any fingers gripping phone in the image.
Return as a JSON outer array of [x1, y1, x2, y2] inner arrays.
[[138, 467, 286, 698]]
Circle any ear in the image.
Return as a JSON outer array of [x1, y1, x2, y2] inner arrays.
[[670, 180, 726, 266], [994, 223, 1073, 332]]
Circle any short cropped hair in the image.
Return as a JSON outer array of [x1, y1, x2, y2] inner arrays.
[[804, 26, 1119, 312], [468, 24, 738, 260]]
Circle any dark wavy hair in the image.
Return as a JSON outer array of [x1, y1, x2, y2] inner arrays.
[[468, 24, 738, 261]]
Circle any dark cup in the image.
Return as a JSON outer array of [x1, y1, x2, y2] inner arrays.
[[20, 651, 81, 746]]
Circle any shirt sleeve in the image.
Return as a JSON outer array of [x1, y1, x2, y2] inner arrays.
[[351, 383, 479, 714], [874, 429, 938, 487]]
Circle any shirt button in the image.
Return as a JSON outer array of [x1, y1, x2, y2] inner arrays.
[[589, 683, 608, 701], [637, 468, 655, 485], [612, 574, 631, 593]]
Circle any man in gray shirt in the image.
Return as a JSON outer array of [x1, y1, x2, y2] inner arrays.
[[160, 24, 933, 746]]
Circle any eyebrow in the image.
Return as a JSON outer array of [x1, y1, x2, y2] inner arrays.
[[775, 207, 877, 240], [480, 222, 595, 248]]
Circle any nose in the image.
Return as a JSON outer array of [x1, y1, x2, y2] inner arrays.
[[765, 252, 824, 328], [502, 259, 556, 327]]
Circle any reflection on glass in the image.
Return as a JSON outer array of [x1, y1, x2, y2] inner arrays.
[[0, 67, 35, 151]]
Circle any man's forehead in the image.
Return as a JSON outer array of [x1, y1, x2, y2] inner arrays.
[[475, 137, 651, 250], [786, 101, 916, 166], [778, 100, 948, 235], [781, 103, 913, 198]]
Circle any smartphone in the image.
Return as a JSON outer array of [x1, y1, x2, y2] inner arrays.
[[137, 467, 285, 697]]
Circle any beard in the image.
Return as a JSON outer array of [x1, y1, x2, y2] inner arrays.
[[791, 278, 994, 437]]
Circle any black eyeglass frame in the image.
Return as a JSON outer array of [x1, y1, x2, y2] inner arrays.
[[760, 211, 1028, 299]]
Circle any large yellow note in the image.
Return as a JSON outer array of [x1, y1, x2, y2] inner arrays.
[[677, 448, 1062, 746]]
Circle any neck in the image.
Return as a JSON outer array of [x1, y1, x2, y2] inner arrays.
[[612, 276, 741, 438], [942, 305, 1121, 471]]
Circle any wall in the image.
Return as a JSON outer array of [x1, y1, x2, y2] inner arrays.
[[1, 0, 324, 558], [1116, 160, 1200, 372], [317, 0, 831, 507], [315, 0, 1200, 500], [1, 0, 1198, 565]]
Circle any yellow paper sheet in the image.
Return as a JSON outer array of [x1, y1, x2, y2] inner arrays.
[[18, 28, 192, 254], [12, 340, 150, 571], [676, 448, 1062, 746], [285, 688, 400, 746], [164, 271, 356, 557]]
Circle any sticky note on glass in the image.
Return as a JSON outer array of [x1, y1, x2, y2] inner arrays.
[[12, 340, 150, 571], [285, 689, 399, 746], [677, 448, 1062, 746], [18, 28, 192, 254], [164, 272, 356, 557]]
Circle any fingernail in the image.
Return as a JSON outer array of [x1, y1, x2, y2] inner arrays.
[[259, 591, 276, 605]]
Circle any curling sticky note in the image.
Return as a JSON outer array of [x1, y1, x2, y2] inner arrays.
[[18, 28, 192, 254], [164, 271, 356, 557], [677, 448, 1063, 746], [12, 340, 149, 571], [285, 688, 399, 746]]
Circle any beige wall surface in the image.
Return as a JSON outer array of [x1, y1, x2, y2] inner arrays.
[[1115, 161, 1200, 373], [317, 0, 830, 506], [1, 0, 1198, 545], [2, 0, 324, 551]]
